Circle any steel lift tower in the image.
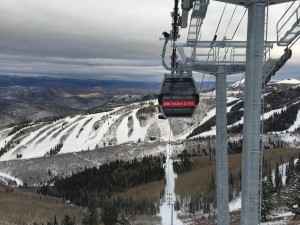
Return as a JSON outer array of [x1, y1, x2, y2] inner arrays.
[[210, 1, 298, 224], [161, 0, 300, 224]]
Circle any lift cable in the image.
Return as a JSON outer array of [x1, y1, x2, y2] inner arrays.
[[229, 8, 247, 98], [214, 3, 227, 41], [223, 5, 238, 39], [171, 0, 180, 72], [187, 70, 216, 139], [219, 5, 247, 66], [213, 5, 247, 97], [181, 51, 217, 138], [187, 39, 218, 138], [229, 8, 247, 94], [279, 2, 294, 38], [198, 47, 214, 92], [163, 0, 179, 205], [228, 9, 247, 40]]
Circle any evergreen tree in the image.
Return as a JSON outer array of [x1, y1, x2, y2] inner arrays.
[[81, 204, 100, 225], [261, 179, 276, 221], [53, 215, 58, 225], [286, 156, 295, 185], [284, 172, 300, 216], [101, 203, 119, 225], [40, 155, 164, 211], [117, 209, 130, 225], [81, 208, 90, 225], [267, 167, 273, 190], [61, 214, 74, 225], [295, 155, 300, 172], [274, 162, 282, 193], [285, 164, 290, 185], [174, 200, 180, 211], [210, 173, 216, 208]]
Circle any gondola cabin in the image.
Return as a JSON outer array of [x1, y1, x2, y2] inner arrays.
[[158, 75, 199, 118]]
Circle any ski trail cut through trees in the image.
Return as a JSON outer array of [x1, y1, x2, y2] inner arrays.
[[159, 144, 183, 225]]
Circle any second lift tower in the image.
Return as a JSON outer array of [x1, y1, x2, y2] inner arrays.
[[213, 0, 295, 224]]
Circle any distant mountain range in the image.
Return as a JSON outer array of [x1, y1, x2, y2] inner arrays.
[[0, 75, 163, 127], [0, 75, 160, 89], [0, 74, 220, 90], [0, 75, 218, 127]]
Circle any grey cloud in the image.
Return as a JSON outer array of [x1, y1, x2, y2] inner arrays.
[[0, 0, 300, 82], [0, 53, 165, 81], [0, 0, 170, 60]]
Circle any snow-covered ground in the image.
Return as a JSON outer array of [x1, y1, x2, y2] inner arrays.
[[159, 144, 183, 225], [229, 195, 241, 212], [260, 212, 294, 225]]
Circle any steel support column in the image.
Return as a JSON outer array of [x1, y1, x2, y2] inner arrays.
[[216, 74, 229, 225], [241, 2, 265, 225]]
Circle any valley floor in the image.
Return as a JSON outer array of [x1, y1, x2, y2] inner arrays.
[[0, 184, 83, 225]]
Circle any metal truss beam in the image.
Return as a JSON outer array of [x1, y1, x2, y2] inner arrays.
[[176, 40, 273, 48], [191, 63, 246, 74], [214, 0, 295, 7]]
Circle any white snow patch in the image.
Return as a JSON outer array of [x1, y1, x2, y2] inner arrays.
[[261, 211, 294, 225], [229, 195, 241, 212], [287, 109, 300, 132], [0, 171, 23, 186], [276, 78, 300, 85], [128, 109, 148, 143], [228, 79, 245, 88], [263, 107, 287, 120], [0, 127, 13, 147], [116, 114, 130, 144], [227, 97, 239, 103]]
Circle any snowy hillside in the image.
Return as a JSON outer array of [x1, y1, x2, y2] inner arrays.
[[1, 79, 300, 163], [0, 100, 209, 161], [0, 101, 170, 161], [229, 78, 300, 88]]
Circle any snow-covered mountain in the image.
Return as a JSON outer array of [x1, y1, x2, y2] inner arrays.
[[275, 78, 300, 85], [228, 78, 300, 89], [1, 79, 300, 185], [0, 101, 167, 161]]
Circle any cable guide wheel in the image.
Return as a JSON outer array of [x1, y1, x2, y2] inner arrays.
[[157, 74, 199, 118]]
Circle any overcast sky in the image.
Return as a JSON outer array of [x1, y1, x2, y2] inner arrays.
[[0, 0, 299, 82]]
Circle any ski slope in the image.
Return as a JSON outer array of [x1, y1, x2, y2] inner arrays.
[[0, 101, 177, 161], [160, 144, 183, 225]]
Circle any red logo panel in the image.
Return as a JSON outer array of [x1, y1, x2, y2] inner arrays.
[[162, 101, 196, 107]]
